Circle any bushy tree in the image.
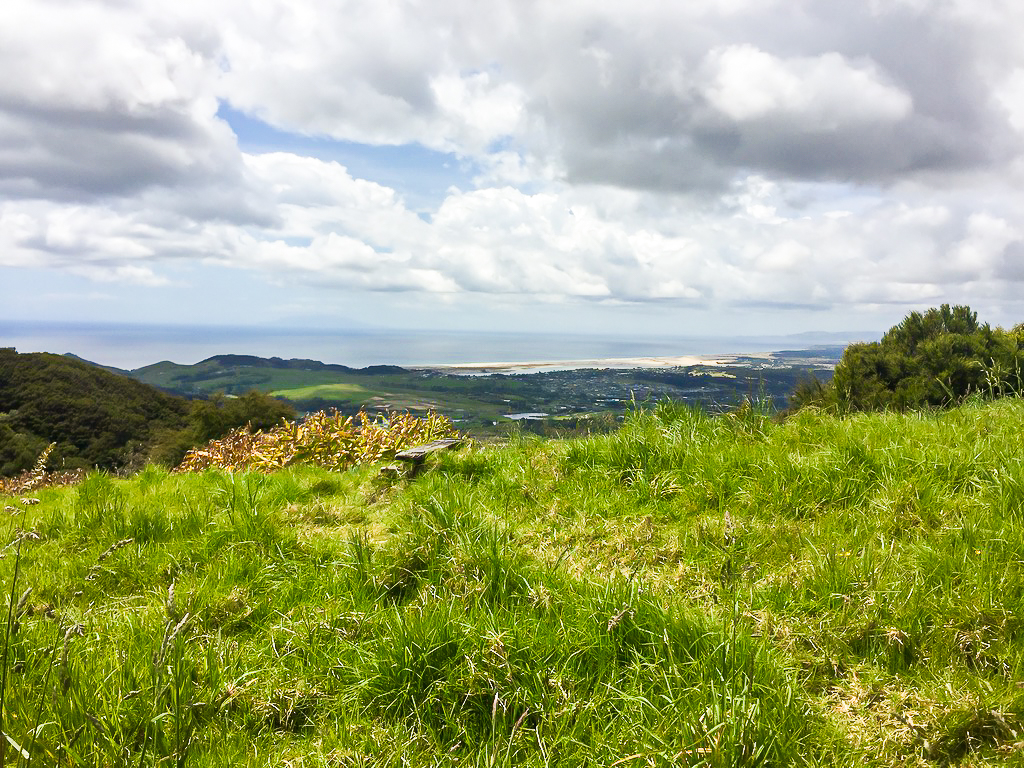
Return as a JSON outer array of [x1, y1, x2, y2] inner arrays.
[[0, 423, 49, 477], [793, 304, 1024, 412]]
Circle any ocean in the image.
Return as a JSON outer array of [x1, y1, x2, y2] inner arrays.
[[1, 321, 864, 371]]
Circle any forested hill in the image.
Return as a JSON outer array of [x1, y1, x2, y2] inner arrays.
[[1, 349, 296, 476], [62, 352, 130, 376], [0, 348, 189, 475]]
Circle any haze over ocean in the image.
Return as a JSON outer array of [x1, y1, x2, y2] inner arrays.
[[1, 321, 872, 371]]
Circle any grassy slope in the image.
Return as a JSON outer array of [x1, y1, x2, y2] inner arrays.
[[2, 400, 1023, 765]]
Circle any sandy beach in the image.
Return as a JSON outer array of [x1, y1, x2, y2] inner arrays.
[[417, 353, 763, 375]]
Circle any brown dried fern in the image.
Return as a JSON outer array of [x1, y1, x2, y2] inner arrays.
[[0, 443, 86, 495], [175, 409, 458, 473]]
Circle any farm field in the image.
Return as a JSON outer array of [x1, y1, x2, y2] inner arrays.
[[2, 397, 1022, 765], [269, 383, 370, 401]]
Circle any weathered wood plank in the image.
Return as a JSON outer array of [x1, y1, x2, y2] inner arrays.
[[395, 438, 461, 461]]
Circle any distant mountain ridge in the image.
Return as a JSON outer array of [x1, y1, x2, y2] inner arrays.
[[124, 354, 404, 377], [60, 353, 408, 391], [125, 355, 407, 397], [153, 354, 408, 376], [64, 351, 410, 377]]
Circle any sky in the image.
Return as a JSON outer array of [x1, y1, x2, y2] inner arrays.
[[3, 0, 1024, 341]]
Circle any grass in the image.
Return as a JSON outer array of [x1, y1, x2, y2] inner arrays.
[[271, 383, 370, 400], [1, 399, 1023, 764]]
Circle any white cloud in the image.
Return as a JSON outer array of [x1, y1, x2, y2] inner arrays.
[[700, 46, 912, 127], [429, 72, 526, 154], [4, 0, 1024, 332], [5, 146, 1024, 321], [945, 213, 1019, 279], [995, 69, 1024, 133], [242, 152, 427, 248]]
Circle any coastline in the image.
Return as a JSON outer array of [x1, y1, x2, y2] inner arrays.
[[415, 352, 766, 375]]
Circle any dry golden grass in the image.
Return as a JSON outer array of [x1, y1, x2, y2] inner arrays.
[[0, 443, 85, 495]]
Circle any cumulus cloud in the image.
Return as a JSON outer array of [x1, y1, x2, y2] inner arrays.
[[4, 149, 1024, 319], [3, 0, 1024, 329], [200, 0, 1022, 187], [0, 0, 268, 225], [699, 46, 912, 126]]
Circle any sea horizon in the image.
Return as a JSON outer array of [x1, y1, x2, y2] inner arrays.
[[1, 320, 876, 371]]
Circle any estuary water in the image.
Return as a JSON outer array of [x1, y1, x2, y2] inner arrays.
[[1, 320, 865, 371]]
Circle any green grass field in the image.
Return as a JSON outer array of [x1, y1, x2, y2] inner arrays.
[[2, 398, 1023, 765], [270, 383, 370, 401]]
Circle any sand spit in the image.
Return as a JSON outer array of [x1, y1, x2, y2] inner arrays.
[[416, 353, 765, 376]]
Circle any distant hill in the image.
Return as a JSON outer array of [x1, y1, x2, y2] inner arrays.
[[190, 354, 407, 374], [1, 349, 190, 475], [768, 344, 847, 363], [129, 354, 408, 396]]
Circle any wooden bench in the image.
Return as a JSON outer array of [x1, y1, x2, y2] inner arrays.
[[387, 438, 462, 477]]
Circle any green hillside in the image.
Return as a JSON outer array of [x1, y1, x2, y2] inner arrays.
[[3, 398, 1023, 765], [0, 350, 296, 476], [0, 348, 191, 475]]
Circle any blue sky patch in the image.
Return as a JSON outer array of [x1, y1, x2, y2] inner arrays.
[[218, 103, 475, 211]]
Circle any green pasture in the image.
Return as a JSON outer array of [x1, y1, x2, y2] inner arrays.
[[136, 364, 381, 396], [270, 382, 369, 401]]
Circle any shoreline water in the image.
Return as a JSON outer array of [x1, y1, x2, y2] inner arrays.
[[1, 320, 865, 371]]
